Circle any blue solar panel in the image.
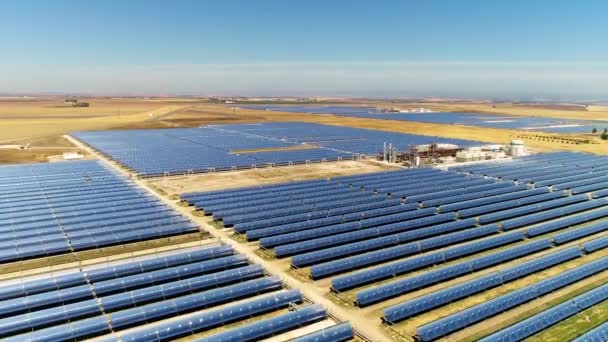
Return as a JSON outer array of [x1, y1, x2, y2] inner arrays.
[[117, 290, 304, 342], [501, 199, 608, 230], [526, 207, 608, 237], [194, 304, 327, 342], [265, 208, 438, 252], [318, 229, 520, 281], [451, 152, 608, 185], [355, 239, 550, 307], [0, 245, 319, 342], [482, 281, 608, 342], [0, 160, 198, 264], [415, 255, 608, 341], [553, 221, 608, 245], [458, 191, 564, 217], [583, 236, 608, 253], [383, 247, 582, 324], [73, 123, 483, 176], [479, 194, 588, 224], [419, 183, 524, 206], [292, 322, 354, 342], [291, 215, 466, 268]]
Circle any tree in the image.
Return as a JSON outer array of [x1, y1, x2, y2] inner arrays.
[[592, 128, 598, 133]]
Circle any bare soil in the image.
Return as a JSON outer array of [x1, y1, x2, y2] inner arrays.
[[145, 160, 398, 197]]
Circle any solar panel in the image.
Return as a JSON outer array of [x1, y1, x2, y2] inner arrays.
[[416, 256, 608, 341], [0, 160, 198, 264], [482, 281, 608, 342], [0, 245, 336, 342], [383, 247, 582, 324], [73, 123, 483, 176]]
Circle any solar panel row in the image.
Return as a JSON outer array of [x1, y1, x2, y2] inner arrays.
[[415, 255, 608, 341], [314, 230, 521, 280], [452, 152, 608, 185], [291, 216, 472, 268], [0, 245, 353, 342], [292, 322, 355, 342], [194, 304, 328, 342], [0, 160, 198, 264], [355, 238, 551, 307], [481, 281, 608, 341], [384, 246, 584, 324]]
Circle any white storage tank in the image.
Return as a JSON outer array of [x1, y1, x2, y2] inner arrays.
[[481, 144, 503, 152], [510, 140, 526, 157], [456, 150, 484, 162]]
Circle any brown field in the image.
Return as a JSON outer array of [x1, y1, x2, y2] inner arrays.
[[146, 160, 397, 197], [0, 97, 167, 118]]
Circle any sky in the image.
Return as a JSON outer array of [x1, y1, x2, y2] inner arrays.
[[1, 0, 607, 100]]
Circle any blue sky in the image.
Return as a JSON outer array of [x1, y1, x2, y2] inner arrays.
[[1, 0, 607, 99]]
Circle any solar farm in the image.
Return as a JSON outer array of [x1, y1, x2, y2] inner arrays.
[[3, 114, 608, 342], [181, 151, 608, 341], [250, 105, 608, 134], [0, 160, 200, 264], [0, 159, 357, 342], [72, 123, 482, 177]]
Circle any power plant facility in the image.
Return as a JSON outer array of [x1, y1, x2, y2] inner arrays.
[[381, 139, 526, 167]]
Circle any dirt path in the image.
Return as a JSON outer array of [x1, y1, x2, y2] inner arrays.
[[65, 134, 390, 342]]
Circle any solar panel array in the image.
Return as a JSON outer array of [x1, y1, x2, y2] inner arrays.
[[451, 151, 608, 186], [416, 253, 608, 341], [182, 152, 608, 341], [72, 122, 483, 177], [481, 280, 608, 342], [247, 105, 608, 134], [0, 244, 355, 342], [0, 159, 357, 341], [0, 160, 199, 264]]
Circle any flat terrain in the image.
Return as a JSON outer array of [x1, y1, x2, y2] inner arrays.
[[4, 97, 608, 164], [146, 160, 398, 197], [9, 120, 608, 342], [376, 101, 608, 121]]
